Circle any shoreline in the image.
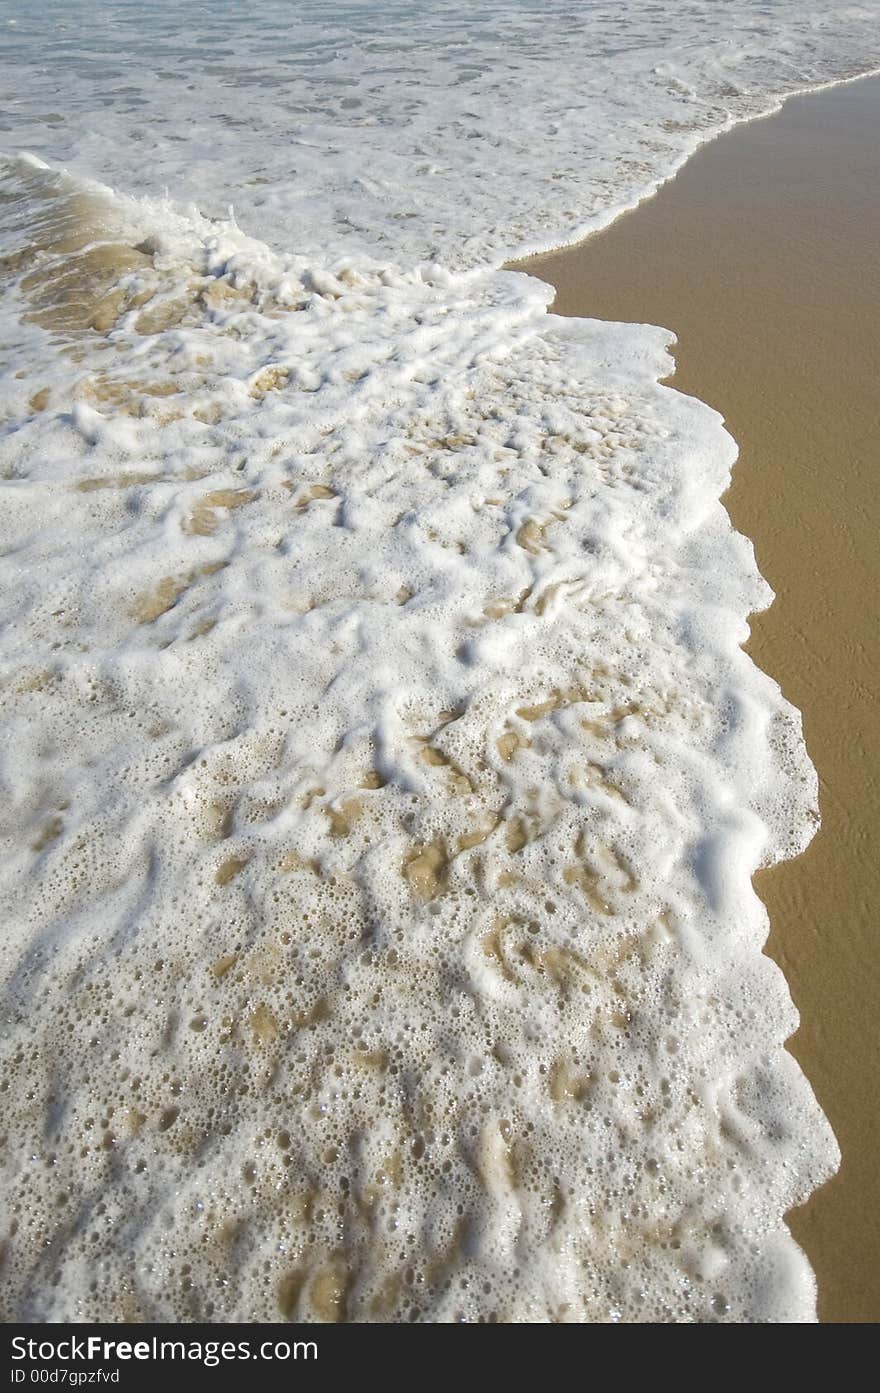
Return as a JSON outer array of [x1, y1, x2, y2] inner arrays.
[[498, 62, 880, 270], [511, 73, 880, 1322], [3, 21, 879, 1321]]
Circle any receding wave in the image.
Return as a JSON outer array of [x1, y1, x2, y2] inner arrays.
[[3, 0, 879, 1328], [0, 145, 837, 1321]]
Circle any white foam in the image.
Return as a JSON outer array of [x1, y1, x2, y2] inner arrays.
[[1, 2, 879, 269], [0, 0, 875, 1323]]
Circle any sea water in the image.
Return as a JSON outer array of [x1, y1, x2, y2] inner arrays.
[[0, 1, 877, 1322]]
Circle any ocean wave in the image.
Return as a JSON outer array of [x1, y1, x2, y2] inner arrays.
[[1, 0, 876, 1322]]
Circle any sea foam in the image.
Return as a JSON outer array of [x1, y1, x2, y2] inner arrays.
[[0, 0, 877, 1322]]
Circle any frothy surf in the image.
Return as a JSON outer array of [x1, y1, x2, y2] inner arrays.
[[1, 0, 877, 1323]]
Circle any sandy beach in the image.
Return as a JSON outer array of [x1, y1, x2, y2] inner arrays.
[[513, 74, 880, 1323], [3, 6, 880, 1326]]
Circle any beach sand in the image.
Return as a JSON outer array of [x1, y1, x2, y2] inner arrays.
[[512, 74, 880, 1323]]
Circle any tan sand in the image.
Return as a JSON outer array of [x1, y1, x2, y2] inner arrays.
[[511, 75, 880, 1323]]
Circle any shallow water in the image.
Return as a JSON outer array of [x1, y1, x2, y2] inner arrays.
[[0, 2, 878, 1322]]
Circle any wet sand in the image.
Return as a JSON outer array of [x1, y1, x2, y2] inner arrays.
[[512, 75, 880, 1322]]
